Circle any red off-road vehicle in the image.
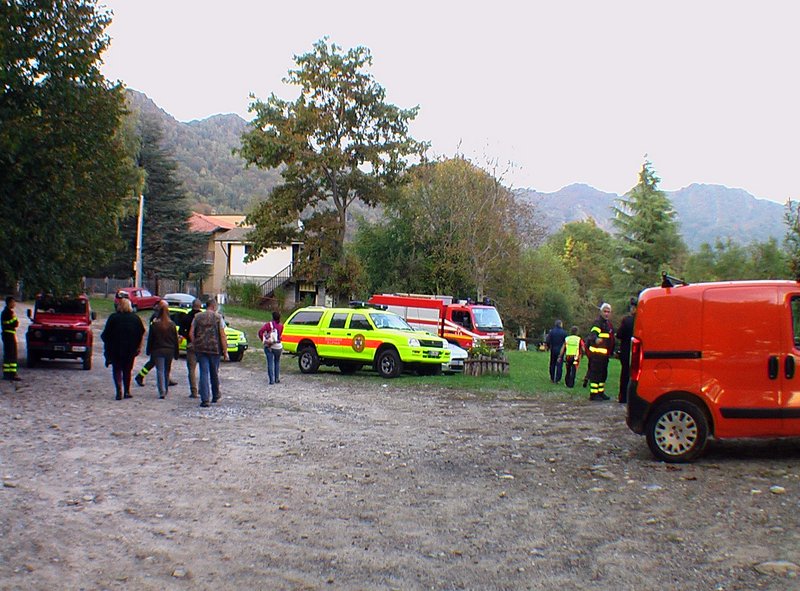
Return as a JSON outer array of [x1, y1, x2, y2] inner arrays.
[[26, 294, 96, 370]]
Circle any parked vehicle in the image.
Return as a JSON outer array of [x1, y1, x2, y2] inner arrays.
[[26, 294, 96, 370], [282, 303, 451, 378], [115, 287, 161, 312], [627, 276, 800, 463], [367, 293, 505, 350], [163, 296, 248, 362]]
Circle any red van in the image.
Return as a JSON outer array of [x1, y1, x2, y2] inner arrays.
[[627, 278, 800, 462]]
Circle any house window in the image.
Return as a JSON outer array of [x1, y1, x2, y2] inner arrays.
[[244, 244, 252, 255]]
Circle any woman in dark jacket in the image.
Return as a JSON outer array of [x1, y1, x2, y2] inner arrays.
[[101, 297, 145, 400], [146, 300, 179, 399]]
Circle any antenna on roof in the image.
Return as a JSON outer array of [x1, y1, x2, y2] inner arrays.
[[661, 272, 689, 288]]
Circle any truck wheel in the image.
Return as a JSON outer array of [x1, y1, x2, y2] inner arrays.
[[228, 350, 243, 362], [27, 352, 39, 368], [646, 400, 708, 463], [298, 345, 320, 374], [338, 361, 361, 374], [376, 348, 402, 379], [82, 352, 92, 371]]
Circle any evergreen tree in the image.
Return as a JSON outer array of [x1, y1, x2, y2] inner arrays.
[[136, 117, 208, 290], [612, 160, 686, 296], [0, 0, 138, 293]]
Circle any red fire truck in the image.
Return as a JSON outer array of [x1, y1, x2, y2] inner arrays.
[[367, 293, 504, 350]]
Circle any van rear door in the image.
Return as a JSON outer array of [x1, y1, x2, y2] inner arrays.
[[703, 285, 782, 437], [781, 293, 800, 435]]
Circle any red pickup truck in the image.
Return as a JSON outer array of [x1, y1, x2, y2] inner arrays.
[[115, 288, 161, 312]]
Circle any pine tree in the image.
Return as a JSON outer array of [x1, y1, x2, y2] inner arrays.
[[137, 117, 208, 290], [612, 161, 686, 295]]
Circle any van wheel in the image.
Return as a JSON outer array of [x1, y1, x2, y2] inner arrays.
[[376, 349, 402, 379], [298, 345, 320, 374], [646, 400, 708, 463], [82, 352, 92, 371]]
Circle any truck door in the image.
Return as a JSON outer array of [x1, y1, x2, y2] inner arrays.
[[703, 286, 782, 437], [781, 293, 800, 435], [318, 311, 350, 359]]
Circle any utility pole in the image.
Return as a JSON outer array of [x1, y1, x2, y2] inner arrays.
[[134, 193, 144, 287]]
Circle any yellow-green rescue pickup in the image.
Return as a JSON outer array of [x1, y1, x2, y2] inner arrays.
[[282, 304, 450, 378]]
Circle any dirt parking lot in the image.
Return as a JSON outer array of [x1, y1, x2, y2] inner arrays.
[[2, 328, 800, 591]]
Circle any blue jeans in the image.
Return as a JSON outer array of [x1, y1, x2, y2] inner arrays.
[[153, 354, 173, 397], [265, 347, 282, 384], [197, 352, 220, 403]]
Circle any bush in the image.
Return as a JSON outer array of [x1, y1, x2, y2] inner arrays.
[[225, 279, 262, 308]]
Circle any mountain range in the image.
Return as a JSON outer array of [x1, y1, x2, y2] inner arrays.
[[126, 89, 788, 250]]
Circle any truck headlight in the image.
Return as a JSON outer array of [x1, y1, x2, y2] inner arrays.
[[408, 338, 421, 347], [74, 332, 85, 341]]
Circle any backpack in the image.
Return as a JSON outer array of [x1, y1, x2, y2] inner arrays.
[[263, 321, 282, 350]]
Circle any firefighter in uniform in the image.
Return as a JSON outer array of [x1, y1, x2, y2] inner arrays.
[[585, 303, 614, 401], [2, 296, 21, 381]]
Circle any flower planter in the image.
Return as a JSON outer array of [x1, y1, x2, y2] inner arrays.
[[464, 356, 509, 376]]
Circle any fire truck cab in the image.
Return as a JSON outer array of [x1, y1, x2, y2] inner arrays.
[[368, 293, 504, 351]]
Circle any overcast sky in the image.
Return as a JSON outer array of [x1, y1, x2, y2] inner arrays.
[[99, 0, 800, 203]]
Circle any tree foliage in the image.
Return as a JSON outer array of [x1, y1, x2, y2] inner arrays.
[[684, 237, 789, 282], [0, 0, 137, 294], [354, 157, 533, 300], [612, 160, 686, 296], [136, 117, 208, 286], [546, 219, 617, 326], [239, 38, 425, 300]]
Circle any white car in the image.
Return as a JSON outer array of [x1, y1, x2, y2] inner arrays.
[[443, 341, 468, 373]]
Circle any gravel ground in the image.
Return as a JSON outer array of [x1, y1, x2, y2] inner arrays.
[[2, 320, 800, 591]]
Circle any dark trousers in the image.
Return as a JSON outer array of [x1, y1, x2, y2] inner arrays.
[[111, 355, 136, 397], [549, 351, 563, 383], [619, 350, 631, 403], [564, 355, 578, 388], [587, 354, 609, 396], [2, 334, 17, 379]]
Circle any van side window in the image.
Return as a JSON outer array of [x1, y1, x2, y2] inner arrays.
[[349, 314, 372, 331], [328, 312, 348, 329], [289, 310, 324, 326], [792, 297, 800, 348]]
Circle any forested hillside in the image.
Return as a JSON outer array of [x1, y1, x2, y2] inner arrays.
[[125, 90, 281, 214], [128, 89, 788, 250], [515, 183, 786, 250]]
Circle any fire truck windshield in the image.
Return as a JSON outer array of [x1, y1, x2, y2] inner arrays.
[[473, 307, 503, 331]]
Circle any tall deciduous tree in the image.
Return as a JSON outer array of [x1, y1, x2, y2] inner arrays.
[[547, 219, 617, 327], [239, 39, 425, 300], [612, 160, 686, 296], [0, 0, 137, 293], [354, 157, 534, 300]]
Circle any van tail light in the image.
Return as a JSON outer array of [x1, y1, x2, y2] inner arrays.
[[630, 337, 643, 382]]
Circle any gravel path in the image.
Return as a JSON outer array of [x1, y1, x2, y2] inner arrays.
[[1, 330, 799, 590]]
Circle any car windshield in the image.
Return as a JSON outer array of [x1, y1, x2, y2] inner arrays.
[[36, 296, 87, 315], [473, 307, 503, 331], [371, 312, 413, 331]]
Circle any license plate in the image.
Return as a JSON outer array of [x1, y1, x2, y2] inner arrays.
[[72, 346, 87, 353]]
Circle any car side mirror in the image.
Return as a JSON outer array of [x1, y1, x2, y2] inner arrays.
[[26, 308, 32, 319]]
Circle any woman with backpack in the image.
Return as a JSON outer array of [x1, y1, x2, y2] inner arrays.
[[258, 311, 284, 385]]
